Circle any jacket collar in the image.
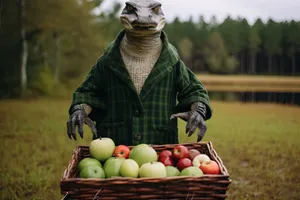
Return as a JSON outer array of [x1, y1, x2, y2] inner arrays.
[[102, 29, 179, 105]]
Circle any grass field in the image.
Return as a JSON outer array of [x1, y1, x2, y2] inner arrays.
[[1, 99, 300, 200], [196, 74, 300, 92]]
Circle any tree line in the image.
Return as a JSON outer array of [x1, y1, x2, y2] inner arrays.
[[164, 16, 300, 77], [0, 0, 299, 98]]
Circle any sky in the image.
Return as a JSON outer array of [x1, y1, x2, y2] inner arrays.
[[97, 0, 300, 24]]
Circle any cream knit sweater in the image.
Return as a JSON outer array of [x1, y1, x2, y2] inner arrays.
[[120, 34, 163, 93]]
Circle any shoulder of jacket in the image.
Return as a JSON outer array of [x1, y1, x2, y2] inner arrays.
[[95, 41, 115, 65], [167, 43, 180, 59]]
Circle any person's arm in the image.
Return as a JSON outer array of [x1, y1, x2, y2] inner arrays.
[[174, 60, 212, 120], [171, 60, 213, 142], [67, 61, 105, 140]]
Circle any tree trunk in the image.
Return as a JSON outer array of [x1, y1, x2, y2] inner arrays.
[[240, 51, 244, 74], [290, 46, 295, 76], [53, 30, 60, 84], [250, 51, 256, 74], [233, 53, 239, 74], [280, 55, 284, 75], [268, 55, 272, 75], [292, 54, 296, 76], [19, 0, 27, 97], [0, 0, 3, 28]]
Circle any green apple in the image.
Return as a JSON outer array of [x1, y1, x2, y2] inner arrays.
[[103, 157, 125, 178], [165, 166, 180, 177], [129, 144, 158, 167], [89, 138, 115, 162], [180, 166, 203, 177], [139, 162, 167, 178], [77, 157, 102, 172], [119, 159, 139, 178], [79, 165, 105, 178]]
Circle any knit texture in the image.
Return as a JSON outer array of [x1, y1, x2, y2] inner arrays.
[[120, 33, 163, 93]]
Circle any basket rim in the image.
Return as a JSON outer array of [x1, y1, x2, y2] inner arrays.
[[61, 141, 230, 183]]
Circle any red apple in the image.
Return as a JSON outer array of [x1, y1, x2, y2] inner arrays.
[[159, 150, 172, 159], [176, 158, 192, 171], [159, 156, 175, 166], [200, 160, 220, 174], [188, 149, 201, 161], [113, 145, 131, 159], [172, 145, 189, 161]]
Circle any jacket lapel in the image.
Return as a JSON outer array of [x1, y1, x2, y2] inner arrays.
[[104, 30, 144, 112], [105, 31, 136, 93], [139, 32, 179, 101]]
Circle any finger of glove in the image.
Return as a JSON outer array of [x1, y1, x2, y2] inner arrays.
[[77, 115, 84, 139], [66, 120, 72, 139], [84, 117, 98, 138], [197, 123, 207, 142], [188, 114, 202, 137], [170, 112, 190, 121], [71, 115, 77, 140], [186, 112, 198, 135]]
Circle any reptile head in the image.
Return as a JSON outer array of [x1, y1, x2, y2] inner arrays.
[[120, 0, 166, 36]]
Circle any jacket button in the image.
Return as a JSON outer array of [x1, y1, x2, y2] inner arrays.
[[135, 133, 141, 140]]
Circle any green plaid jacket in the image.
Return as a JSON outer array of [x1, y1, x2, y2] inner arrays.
[[70, 30, 212, 146]]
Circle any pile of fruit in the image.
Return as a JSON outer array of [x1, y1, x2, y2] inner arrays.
[[77, 138, 220, 179]]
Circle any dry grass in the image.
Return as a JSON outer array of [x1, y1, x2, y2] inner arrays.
[[196, 75, 300, 92], [0, 98, 300, 200]]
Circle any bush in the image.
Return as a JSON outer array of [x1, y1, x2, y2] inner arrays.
[[30, 67, 55, 96]]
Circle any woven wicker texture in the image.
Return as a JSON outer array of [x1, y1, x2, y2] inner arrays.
[[60, 142, 231, 200]]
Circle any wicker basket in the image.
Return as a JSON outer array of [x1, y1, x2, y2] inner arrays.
[[60, 142, 231, 200]]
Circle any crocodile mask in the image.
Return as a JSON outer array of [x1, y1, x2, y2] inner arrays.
[[120, 0, 166, 36]]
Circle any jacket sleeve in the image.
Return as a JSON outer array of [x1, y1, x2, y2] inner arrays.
[[175, 60, 213, 120], [69, 60, 106, 118]]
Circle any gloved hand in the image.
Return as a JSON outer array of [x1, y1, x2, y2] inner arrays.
[[67, 104, 97, 140], [170, 102, 207, 142]]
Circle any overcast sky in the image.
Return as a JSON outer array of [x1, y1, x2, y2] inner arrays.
[[98, 0, 300, 24]]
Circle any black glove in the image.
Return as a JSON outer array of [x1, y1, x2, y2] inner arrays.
[[67, 104, 97, 140], [170, 102, 207, 142]]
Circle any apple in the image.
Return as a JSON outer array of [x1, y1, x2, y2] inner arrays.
[[159, 156, 174, 166], [159, 150, 172, 159], [180, 166, 203, 177], [103, 157, 125, 178], [139, 162, 167, 178], [89, 138, 115, 162], [166, 166, 180, 177], [113, 145, 131, 159], [77, 157, 102, 172], [188, 149, 201, 161], [172, 145, 189, 161], [119, 159, 140, 178], [176, 158, 192, 171], [129, 144, 158, 167], [200, 160, 220, 174], [79, 165, 105, 178], [192, 154, 211, 168]]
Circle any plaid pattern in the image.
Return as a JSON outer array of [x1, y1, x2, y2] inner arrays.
[[70, 30, 212, 146]]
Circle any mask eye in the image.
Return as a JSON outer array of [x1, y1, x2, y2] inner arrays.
[[126, 5, 135, 13], [152, 6, 160, 13]]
